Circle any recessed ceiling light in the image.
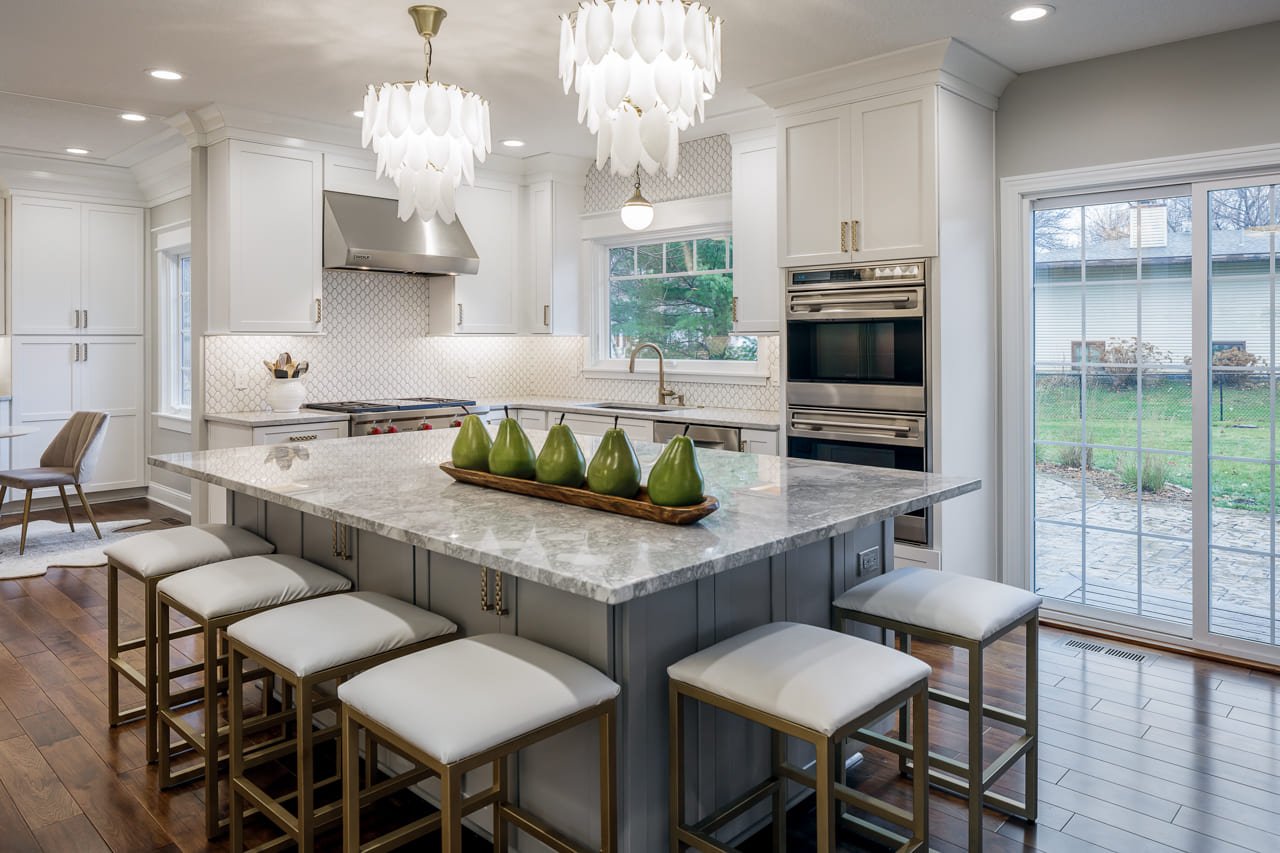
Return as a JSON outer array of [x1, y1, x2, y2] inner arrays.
[[352, 110, 364, 118], [147, 68, 183, 80], [1010, 4, 1053, 21], [501, 139, 526, 148], [120, 112, 147, 122], [65, 147, 90, 155]]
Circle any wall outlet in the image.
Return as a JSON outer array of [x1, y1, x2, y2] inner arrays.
[[857, 546, 881, 577], [233, 369, 250, 390]]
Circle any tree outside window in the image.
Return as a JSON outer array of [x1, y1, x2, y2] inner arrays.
[[606, 234, 757, 362]]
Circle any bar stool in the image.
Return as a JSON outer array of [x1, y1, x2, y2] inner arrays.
[[225, 591, 458, 852], [156, 554, 353, 838], [103, 523, 275, 763], [338, 633, 620, 853], [834, 567, 1042, 852], [668, 622, 931, 853]]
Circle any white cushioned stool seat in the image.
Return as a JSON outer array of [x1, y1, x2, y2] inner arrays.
[[227, 591, 457, 677], [156, 554, 351, 620], [103, 524, 275, 579], [667, 622, 930, 737], [338, 634, 620, 764], [834, 566, 1042, 642]]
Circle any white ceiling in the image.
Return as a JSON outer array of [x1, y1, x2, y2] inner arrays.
[[1, 0, 1277, 165]]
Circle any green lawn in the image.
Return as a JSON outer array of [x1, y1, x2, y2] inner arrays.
[[1035, 377, 1275, 512]]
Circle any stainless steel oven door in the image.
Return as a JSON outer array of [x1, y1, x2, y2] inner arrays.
[[786, 408, 930, 545], [786, 283, 924, 321]]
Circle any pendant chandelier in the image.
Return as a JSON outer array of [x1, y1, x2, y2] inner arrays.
[[558, 0, 722, 178], [361, 5, 491, 223]]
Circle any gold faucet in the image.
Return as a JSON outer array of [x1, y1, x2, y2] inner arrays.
[[628, 342, 684, 406]]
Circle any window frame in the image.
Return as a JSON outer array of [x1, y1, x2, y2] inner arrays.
[[585, 223, 768, 384], [155, 225, 193, 423]]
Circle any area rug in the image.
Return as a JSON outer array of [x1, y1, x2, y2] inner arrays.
[[0, 519, 153, 580]]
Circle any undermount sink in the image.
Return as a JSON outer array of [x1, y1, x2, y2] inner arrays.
[[579, 401, 687, 413]]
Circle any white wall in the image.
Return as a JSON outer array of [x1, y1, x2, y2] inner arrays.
[[148, 195, 193, 507], [996, 22, 1280, 179]]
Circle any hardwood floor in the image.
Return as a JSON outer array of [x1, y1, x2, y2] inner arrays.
[[3, 499, 1280, 851]]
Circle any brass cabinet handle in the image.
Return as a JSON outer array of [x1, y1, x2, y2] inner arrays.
[[74, 343, 81, 362], [840, 221, 848, 253], [543, 304, 550, 327], [457, 303, 464, 328], [739, 440, 747, 452], [73, 309, 81, 329], [850, 219, 860, 252], [83, 343, 89, 362], [493, 572, 509, 616], [480, 568, 494, 611], [732, 296, 739, 324], [288, 434, 317, 442], [314, 298, 322, 323]]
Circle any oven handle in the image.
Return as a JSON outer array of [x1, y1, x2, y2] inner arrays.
[[790, 294, 914, 306], [791, 417, 913, 434]]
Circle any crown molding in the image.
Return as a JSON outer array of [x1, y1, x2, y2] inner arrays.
[[750, 37, 1016, 113], [0, 147, 143, 203], [130, 141, 191, 206], [519, 152, 591, 185]]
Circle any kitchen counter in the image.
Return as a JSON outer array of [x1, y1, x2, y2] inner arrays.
[[479, 396, 782, 430], [205, 410, 352, 428], [152, 427, 974, 605]]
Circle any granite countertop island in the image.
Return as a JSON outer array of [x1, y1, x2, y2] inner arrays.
[[152, 428, 976, 605]]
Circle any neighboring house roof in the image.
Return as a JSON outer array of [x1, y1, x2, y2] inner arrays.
[[1035, 230, 1271, 263]]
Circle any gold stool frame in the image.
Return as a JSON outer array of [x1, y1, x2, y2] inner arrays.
[[668, 676, 930, 853]]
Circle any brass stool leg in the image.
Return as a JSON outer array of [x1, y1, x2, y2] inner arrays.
[[771, 730, 787, 852], [912, 682, 930, 849], [204, 622, 221, 839], [229, 645, 247, 853], [493, 755, 509, 852], [296, 683, 316, 851], [968, 641, 985, 853], [897, 631, 912, 776], [342, 708, 361, 853], [107, 565, 121, 727], [1025, 615, 1040, 823], [815, 737, 837, 853], [441, 766, 464, 853], [157, 597, 175, 787], [600, 701, 618, 853], [668, 684, 685, 853], [143, 577, 159, 763]]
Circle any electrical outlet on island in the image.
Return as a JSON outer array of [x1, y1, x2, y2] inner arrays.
[[857, 546, 881, 577]]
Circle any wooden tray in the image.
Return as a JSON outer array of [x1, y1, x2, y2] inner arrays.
[[439, 462, 719, 525]]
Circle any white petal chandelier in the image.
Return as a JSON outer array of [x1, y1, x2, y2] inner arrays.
[[361, 5, 491, 223], [558, 0, 722, 178]]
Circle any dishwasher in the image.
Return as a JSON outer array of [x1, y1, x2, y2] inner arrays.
[[653, 421, 743, 452]]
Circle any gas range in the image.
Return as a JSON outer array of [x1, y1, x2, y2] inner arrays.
[[305, 397, 486, 436]]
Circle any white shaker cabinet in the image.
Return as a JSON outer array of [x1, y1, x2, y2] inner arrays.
[[9, 336, 144, 494], [522, 178, 582, 335], [429, 177, 520, 335], [730, 131, 780, 333], [207, 140, 324, 334], [778, 87, 937, 266], [10, 195, 143, 335]]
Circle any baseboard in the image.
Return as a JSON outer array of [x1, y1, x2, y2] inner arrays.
[[1041, 612, 1280, 675], [147, 482, 192, 515], [0, 486, 148, 514]]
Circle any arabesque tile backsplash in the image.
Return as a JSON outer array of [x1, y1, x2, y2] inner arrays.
[[204, 270, 780, 414]]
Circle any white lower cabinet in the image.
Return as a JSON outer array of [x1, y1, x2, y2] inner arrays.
[[205, 419, 350, 522], [10, 336, 144, 495], [741, 428, 779, 456], [556, 412, 653, 444]]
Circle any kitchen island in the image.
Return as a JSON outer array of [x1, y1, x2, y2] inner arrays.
[[152, 429, 978, 852]]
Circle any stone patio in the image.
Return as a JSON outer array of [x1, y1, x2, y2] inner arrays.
[[1034, 467, 1277, 642]]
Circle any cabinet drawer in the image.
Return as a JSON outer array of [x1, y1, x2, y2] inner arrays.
[[252, 424, 345, 445]]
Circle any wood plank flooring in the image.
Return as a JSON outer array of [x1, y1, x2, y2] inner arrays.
[[3, 499, 1280, 851]]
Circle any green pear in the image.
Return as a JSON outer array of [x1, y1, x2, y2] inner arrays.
[[451, 414, 492, 471], [489, 418, 537, 479], [587, 428, 642, 498], [536, 423, 586, 487], [647, 435, 705, 506]]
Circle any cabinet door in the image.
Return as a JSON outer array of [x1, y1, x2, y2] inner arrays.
[[228, 141, 323, 333], [527, 181, 554, 334], [848, 88, 937, 261], [9, 338, 76, 469], [558, 413, 610, 437], [453, 180, 519, 334], [82, 204, 144, 334], [419, 551, 513, 636], [740, 428, 779, 456], [11, 197, 81, 334], [515, 409, 548, 431], [301, 515, 359, 584], [778, 106, 851, 267], [731, 140, 780, 333], [78, 338, 144, 490], [252, 423, 347, 445]]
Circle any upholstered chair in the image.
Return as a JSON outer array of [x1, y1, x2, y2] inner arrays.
[[0, 411, 110, 554]]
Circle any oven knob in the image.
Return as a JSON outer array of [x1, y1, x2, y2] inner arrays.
[[369, 426, 382, 435], [386, 425, 398, 434], [451, 420, 462, 428], [420, 422, 433, 430]]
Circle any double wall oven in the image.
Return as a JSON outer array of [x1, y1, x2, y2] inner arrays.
[[785, 260, 930, 545]]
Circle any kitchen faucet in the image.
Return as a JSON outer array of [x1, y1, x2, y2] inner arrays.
[[628, 343, 685, 406]]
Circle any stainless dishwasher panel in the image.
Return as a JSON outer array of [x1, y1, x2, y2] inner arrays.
[[653, 422, 743, 452]]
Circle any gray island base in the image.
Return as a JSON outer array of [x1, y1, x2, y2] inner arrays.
[[152, 429, 978, 852]]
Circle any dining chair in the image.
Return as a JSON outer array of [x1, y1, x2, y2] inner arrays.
[[0, 411, 110, 554]]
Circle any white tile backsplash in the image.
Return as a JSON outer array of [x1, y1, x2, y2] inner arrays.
[[204, 270, 780, 414]]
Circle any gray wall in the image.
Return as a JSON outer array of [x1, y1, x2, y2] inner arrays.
[[996, 22, 1280, 178], [148, 195, 193, 504]]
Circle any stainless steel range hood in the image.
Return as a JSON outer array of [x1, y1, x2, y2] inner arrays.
[[323, 190, 479, 276]]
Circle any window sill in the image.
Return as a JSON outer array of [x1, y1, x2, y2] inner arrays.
[[581, 365, 771, 386], [153, 412, 192, 434]]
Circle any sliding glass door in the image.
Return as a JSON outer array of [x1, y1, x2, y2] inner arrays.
[[1030, 174, 1280, 657]]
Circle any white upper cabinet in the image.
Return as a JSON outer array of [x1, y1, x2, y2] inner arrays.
[[208, 140, 324, 334], [10, 195, 142, 335], [429, 177, 520, 335], [523, 177, 582, 335], [730, 132, 780, 333], [778, 87, 937, 266]]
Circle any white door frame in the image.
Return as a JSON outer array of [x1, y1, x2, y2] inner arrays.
[[999, 143, 1280, 659]]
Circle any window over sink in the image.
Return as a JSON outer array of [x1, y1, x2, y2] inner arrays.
[[592, 229, 759, 379]]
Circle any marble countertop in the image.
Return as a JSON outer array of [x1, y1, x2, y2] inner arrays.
[[151, 429, 978, 605], [479, 397, 782, 430], [206, 410, 353, 427]]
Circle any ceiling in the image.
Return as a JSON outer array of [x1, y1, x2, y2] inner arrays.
[[1, 0, 1278, 165]]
